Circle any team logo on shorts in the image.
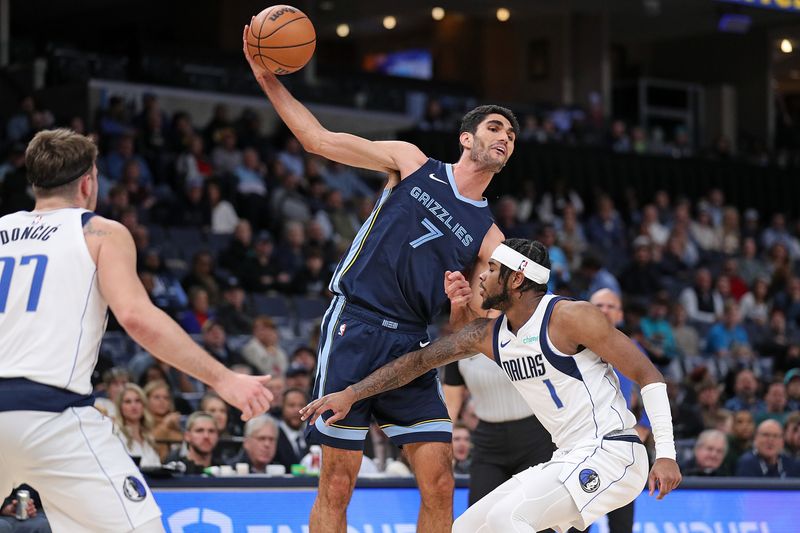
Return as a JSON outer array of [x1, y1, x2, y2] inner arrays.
[[579, 469, 601, 493], [122, 476, 147, 502]]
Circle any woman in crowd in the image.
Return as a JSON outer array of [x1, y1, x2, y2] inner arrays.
[[144, 380, 184, 461], [113, 384, 161, 468]]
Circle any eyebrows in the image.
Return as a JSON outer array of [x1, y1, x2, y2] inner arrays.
[[484, 119, 516, 136]]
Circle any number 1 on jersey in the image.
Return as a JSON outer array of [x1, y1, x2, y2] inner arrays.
[[543, 378, 564, 409], [0, 254, 49, 312]]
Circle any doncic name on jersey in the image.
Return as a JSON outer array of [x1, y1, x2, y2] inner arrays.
[[409, 186, 473, 247], [0, 223, 59, 244]]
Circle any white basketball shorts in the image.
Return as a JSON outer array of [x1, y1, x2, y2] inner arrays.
[[0, 406, 162, 532]]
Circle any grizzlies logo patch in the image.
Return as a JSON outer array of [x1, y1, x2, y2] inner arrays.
[[579, 469, 600, 493], [122, 476, 147, 502]]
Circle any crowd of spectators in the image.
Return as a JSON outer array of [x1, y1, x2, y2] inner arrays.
[[2, 91, 800, 479]]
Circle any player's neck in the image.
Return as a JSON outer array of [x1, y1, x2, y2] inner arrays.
[[33, 197, 84, 212], [505, 293, 545, 334], [451, 160, 493, 201]]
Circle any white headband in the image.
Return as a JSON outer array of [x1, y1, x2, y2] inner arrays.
[[490, 243, 550, 284]]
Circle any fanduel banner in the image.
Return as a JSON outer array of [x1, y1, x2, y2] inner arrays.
[[717, 0, 800, 12], [153, 487, 800, 532]]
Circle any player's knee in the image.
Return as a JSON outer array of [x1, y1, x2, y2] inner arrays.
[[485, 500, 519, 532], [418, 469, 454, 504], [318, 470, 357, 505]]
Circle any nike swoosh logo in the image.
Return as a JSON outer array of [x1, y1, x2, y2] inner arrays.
[[500, 339, 511, 348], [420, 340, 431, 348], [429, 173, 447, 184]]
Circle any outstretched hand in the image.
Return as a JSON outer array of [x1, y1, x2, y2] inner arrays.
[[242, 17, 275, 80], [445, 270, 471, 307], [648, 458, 682, 500], [299, 388, 357, 426], [215, 372, 274, 421]]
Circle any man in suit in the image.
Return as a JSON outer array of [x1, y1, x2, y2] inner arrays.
[[274, 388, 309, 470]]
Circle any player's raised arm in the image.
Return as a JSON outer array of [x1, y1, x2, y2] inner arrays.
[[300, 318, 494, 425], [89, 216, 273, 421], [550, 300, 682, 499], [242, 22, 426, 180]]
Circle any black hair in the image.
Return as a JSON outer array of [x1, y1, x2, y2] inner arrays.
[[458, 105, 520, 153], [497, 238, 550, 295]]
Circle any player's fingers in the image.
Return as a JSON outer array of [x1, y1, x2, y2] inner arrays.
[[256, 374, 273, 386], [325, 409, 344, 426], [240, 403, 253, 421], [648, 472, 656, 496]]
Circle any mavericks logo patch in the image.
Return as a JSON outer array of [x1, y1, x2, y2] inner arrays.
[[579, 469, 600, 493], [123, 475, 147, 502]]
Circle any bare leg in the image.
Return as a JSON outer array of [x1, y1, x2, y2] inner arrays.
[[404, 442, 454, 533], [309, 445, 362, 533]]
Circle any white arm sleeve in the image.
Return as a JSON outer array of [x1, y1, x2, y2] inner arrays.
[[641, 382, 677, 460]]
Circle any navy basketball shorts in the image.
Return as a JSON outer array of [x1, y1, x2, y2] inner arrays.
[[306, 296, 452, 451]]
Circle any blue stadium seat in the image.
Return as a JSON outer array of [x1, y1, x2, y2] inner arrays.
[[250, 294, 292, 326], [293, 296, 329, 321]]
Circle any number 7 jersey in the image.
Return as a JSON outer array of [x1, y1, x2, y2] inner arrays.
[[492, 295, 637, 450], [329, 158, 494, 326], [0, 208, 108, 395]]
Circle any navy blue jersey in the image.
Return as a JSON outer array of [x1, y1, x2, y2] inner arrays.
[[329, 158, 494, 325]]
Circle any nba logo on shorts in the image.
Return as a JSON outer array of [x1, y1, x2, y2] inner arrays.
[[579, 469, 600, 493], [122, 476, 147, 502], [338, 323, 347, 336]]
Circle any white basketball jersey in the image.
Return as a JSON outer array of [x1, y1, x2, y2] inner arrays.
[[0, 208, 107, 395], [492, 294, 636, 450]]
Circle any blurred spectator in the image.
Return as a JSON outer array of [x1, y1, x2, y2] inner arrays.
[[640, 296, 679, 369], [679, 268, 723, 324], [274, 389, 309, 470], [175, 134, 213, 186], [640, 204, 669, 247], [724, 369, 764, 413], [166, 412, 220, 474], [277, 136, 305, 177], [6, 95, 36, 142], [0, 142, 32, 217], [754, 309, 800, 373], [670, 304, 700, 359], [285, 363, 313, 394], [735, 420, 800, 477], [200, 319, 240, 366], [723, 410, 756, 473], [538, 179, 584, 225], [204, 104, 233, 149], [419, 98, 450, 131], [493, 196, 534, 239], [229, 415, 280, 473], [113, 384, 161, 467], [556, 203, 587, 272], [719, 207, 742, 255], [102, 134, 153, 185], [0, 485, 50, 533], [305, 219, 338, 266], [738, 238, 769, 286], [608, 120, 631, 153], [706, 300, 750, 358], [139, 248, 189, 316], [785, 413, 800, 458], [178, 287, 214, 335], [668, 379, 704, 439], [452, 423, 472, 475], [211, 128, 243, 175], [778, 278, 800, 330], [290, 248, 331, 297], [241, 316, 288, 377], [275, 221, 307, 277], [620, 236, 662, 299], [208, 180, 239, 234], [200, 393, 234, 438], [235, 147, 268, 197], [755, 382, 791, 426], [270, 168, 312, 225], [219, 220, 254, 277], [94, 367, 131, 418], [319, 189, 359, 243], [174, 178, 210, 228], [216, 276, 254, 335], [143, 380, 183, 461], [581, 254, 621, 298], [182, 251, 222, 305], [695, 379, 726, 430], [321, 161, 373, 201], [241, 231, 289, 293], [787, 369, 800, 411], [739, 277, 771, 326], [720, 259, 748, 302], [536, 224, 569, 292], [682, 429, 730, 476], [690, 206, 720, 253], [585, 195, 627, 267], [761, 213, 800, 259]]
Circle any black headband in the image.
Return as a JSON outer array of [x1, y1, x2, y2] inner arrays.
[[35, 162, 93, 189]]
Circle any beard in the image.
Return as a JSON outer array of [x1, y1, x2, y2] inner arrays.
[[469, 137, 506, 173], [481, 284, 512, 311]]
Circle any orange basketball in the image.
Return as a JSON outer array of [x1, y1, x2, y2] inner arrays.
[[246, 5, 316, 75]]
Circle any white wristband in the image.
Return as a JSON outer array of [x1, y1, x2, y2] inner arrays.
[[640, 382, 676, 461]]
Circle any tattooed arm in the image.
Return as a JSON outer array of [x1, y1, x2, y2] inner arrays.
[[300, 318, 495, 425]]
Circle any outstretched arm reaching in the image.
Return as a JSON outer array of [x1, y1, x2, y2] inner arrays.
[[300, 318, 495, 425]]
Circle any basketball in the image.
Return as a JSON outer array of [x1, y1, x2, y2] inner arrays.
[[246, 5, 316, 75]]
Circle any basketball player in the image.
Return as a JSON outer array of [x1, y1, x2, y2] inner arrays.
[[301, 239, 682, 533], [0, 129, 274, 532], [244, 22, 516, 533]]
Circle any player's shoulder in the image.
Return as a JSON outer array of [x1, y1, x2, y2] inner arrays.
[[82, 214, 132, 243], [550, 298, 597, 325]]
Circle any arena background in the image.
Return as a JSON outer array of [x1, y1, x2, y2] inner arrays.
[[2, 1, 800, 532]]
